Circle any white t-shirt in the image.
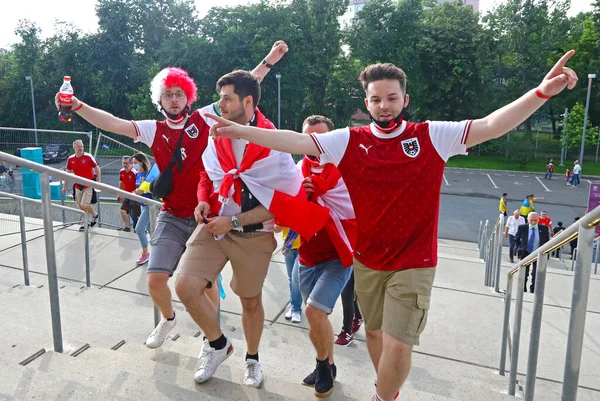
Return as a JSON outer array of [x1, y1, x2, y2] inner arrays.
[[506, 215, 526, 236], [573, 164, 581, 174]]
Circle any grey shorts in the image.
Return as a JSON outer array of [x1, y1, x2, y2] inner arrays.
[[147, 211, 197, 276]]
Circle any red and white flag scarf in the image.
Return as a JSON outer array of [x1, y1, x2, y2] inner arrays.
[[300, 156, 357, 267], [202, 109, 329, 239]]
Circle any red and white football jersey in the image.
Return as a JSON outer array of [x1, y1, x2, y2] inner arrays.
[[132, 105, 213, 217], [119, 168, 138, 193], [66, 153, 98, 188], [310, 120, 472, 271]]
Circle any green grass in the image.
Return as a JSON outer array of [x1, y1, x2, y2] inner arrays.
[[447, 155, 600, 176]]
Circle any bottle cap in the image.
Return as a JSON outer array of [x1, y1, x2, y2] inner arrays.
[[64, 76, 71, 81]]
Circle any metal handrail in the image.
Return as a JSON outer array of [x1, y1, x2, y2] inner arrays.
[[0, 126, 92, 135], [0, 190, 89, 287], [498, 206, 600, 401], [483, 214, 504, 290], [0, 150, 163, 352], [0, 151, 162, 207]]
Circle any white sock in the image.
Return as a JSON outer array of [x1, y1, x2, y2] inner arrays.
[[372, 393, 388, 401]]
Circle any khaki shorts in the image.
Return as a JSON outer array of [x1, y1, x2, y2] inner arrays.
[[178, 225, 277, 298], [75, 187, 93, 208], [120, 199, 141, 217], [354, 258, 435, 346]]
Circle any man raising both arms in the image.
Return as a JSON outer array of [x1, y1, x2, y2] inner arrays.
[[55, 41, 288, 350], [205, 51, 578, 401]]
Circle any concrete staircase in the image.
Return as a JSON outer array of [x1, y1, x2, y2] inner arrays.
[[0, 279, 518, 401], [0, 227, 599, 400]]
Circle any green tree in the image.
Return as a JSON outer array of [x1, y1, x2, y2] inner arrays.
[[563, 102, 599, 149]]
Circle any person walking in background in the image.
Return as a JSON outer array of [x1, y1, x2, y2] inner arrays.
[[520, 195, 532, 220], [504, 209, 525, 263], [572, 160, 581, 186], [274, 224, 302, 323], [62, 139, 100, 231], [499, 193, 508, 217], [552, 221, 565, 258], [132, 153, 155, 265], [515, 212, 550, 293], [336, 271, 363, 346], [538, 210, 553, 234], [118, 155, 140, 232], [570, 217, 580, 257], [544, 158, 554, 179]]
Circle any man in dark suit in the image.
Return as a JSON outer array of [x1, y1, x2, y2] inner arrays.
[[515, 212, 550, 293]]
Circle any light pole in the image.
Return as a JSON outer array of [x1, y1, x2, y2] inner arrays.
[[560, 107, 568, 167], [579, 73, 596, 166], [275, 73, 281, 129], [25, 76, 38, 146]]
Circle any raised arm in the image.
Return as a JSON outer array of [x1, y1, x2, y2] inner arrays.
[[204, 113, 320, 156], [466, 50, 578, 147], [251, 41, 288, 82], [55, 94, 137, 139]]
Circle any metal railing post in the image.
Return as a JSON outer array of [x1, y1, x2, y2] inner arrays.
[[524, 250, 549, 401], [561, 223, 594, 401], [495, 215, 505, 292], [508, 265, 527, 395], [18, 199, 30, 286], [149, 206, 161, 328], [84, 214, 91, 288], [499, 272, 513, 376], [40, 172, 63, 353], [571, 248, 577, 271], [60, 192, 66, 224], [96, 192, 102, 228], [480, 219, 488, 260], [478, 220, 483, 249]]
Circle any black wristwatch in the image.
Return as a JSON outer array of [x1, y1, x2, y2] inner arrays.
[[231, 215, 242, 229], [261, 59, 274, 69]]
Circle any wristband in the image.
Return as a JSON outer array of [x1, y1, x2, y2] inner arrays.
[[72, 103, 84, 112], [261, 59, 274, 69], [535, 89, 552, 100]]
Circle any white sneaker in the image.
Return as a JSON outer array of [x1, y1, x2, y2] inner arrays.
[[145, 316, 177, 349], [194, 337, 234, 383], [244, 359, 264, 388], [291, 311, 302, 323], [284, 309, 293, 320]]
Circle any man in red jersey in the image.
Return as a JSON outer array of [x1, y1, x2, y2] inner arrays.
[[55, 41, 288, 351], [117, 155, 140, 232], [62, 139, 100, 231], [204, 51, 578, 401]]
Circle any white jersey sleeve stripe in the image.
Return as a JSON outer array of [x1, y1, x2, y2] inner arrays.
[[428, 120, 471, 162], [309, 133, 325, 154], [308, 128, 350, 167], [132, 120, 157, 147]]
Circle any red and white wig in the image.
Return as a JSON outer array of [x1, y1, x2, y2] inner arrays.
[[150, 67, 198, 123]]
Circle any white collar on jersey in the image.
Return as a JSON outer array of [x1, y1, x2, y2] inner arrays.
[[370, 121, 407, 139]]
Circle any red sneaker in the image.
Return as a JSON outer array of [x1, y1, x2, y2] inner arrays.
[[334, 329, 354, 346], [352, 317, 363, 333]]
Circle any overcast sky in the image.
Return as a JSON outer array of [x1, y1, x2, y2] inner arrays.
[[0, 0, 594, 49]]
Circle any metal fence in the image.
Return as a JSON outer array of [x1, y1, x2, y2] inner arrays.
[[0, 150, 162, 353], [479, 207, 600, 401]]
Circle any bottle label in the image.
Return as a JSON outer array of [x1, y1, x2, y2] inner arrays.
[[59, 92, 73, 104]]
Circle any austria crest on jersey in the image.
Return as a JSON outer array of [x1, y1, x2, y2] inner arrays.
[[185, 123, 199, 138], [401, 137, 420, 158]]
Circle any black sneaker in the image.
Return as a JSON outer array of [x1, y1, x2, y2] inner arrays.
[[314, 360, 334, 398], [302, 363, 336, 387], [79, 225, 86, 232], [90, 215, 98, 227]]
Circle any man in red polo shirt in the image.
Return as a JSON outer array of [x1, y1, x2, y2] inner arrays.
[[118, 155, 140, 232], [62, 139, 100, 231], [204, 50, 578, 401]]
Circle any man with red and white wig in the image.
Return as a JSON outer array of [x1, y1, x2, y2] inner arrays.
[[204, 51, 579, 400], [55, 41, 289, 353]]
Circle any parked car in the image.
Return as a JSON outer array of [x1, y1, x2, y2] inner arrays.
[[42, 143, 70, 163]]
